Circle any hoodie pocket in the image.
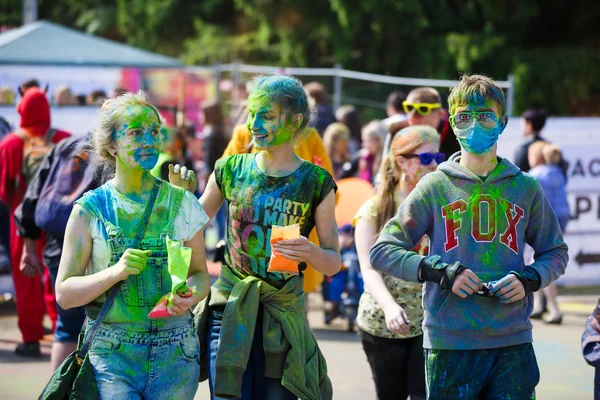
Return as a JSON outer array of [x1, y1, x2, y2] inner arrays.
[[423, 284, 453, 316]]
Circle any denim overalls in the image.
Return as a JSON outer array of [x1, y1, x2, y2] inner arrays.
[[81, 183, 200, 399]]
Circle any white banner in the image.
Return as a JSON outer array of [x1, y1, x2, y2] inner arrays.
[[498, 118, 600, 286]]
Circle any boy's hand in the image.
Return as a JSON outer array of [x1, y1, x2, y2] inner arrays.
[[490, 274, 526, 303], [168, 164, 198, 193], [452, 269, 483, 299]]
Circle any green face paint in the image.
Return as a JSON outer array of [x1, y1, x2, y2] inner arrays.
[[246, 100, 294, 149], [113, 104, 162, 171]]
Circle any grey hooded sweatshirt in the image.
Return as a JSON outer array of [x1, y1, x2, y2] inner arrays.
[[370, 153, 568, 350]]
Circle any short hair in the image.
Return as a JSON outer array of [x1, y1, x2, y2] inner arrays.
[[407, 87, 441, 105], [304, 81, 328, 104], [248, 74, 311, 132], [528, 141, 562, 166], [448, 74, 506, 116], [543, 143, 562, 165], [89, 90, 107, 104], [386, 90, 407, 112], [522, 108, 547, 132], [20, 79, 40, 90]]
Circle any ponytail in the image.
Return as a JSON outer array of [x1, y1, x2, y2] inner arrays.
[[373, 125, 439, 234], [375, 152, 400, 234]]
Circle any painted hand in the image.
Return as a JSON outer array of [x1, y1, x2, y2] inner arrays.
[[19, 248, 44, 278], [113, 249, 152, 282], [168, 291, 197, 316], [383, 303, 411, 335], [490, 273, 526, 303], [168, 164, 198, 193], [451, 269, 483, 299], [272, 236, 312, 263]]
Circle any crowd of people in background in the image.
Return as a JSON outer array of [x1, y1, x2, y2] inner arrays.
[[0, 81, 115, 107], [0, 73, 597, 399]]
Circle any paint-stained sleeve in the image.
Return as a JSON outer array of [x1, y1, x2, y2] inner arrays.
[[525, 181, 568, 289], [316, 169, 337, 205], [369, 184, 432, 282], [177, 190, 210, 242]]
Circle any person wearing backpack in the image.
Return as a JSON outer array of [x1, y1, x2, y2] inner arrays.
[[15, 134, 102, 368], [0, 86, 70, 357]]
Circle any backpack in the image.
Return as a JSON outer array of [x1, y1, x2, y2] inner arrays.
[[35, 138, 99, 235], [15, 128, 57, 185]]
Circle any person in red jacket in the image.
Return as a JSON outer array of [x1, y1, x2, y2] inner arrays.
[[0, 87, 70, 357]]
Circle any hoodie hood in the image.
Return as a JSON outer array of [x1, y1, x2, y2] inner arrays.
[[439, 151, 520, 184], [18, 88, 50, 137]]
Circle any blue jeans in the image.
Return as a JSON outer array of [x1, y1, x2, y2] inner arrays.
[[87, 320, 200, 400], [207, 309, 296, 400], [48, 261, 85, 343], [424, 343, 539, 399]]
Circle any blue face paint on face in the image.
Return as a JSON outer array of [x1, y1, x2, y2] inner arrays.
[[452, 102, 507, 155], [113, 105, 162, 170], [133, 146, 160, 170]]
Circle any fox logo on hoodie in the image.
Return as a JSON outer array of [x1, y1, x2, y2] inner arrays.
[[441, 194, 525, 254]]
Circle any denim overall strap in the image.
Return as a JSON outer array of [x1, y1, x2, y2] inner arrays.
[[78, 179, 162, 363]]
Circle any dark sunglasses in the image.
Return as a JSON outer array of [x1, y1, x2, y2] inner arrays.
[[401, 152, 445, 165]]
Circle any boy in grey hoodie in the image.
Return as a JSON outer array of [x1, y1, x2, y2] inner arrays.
[[370, 74, 568, 399]]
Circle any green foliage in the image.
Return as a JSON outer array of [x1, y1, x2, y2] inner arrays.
[[6, 0, 600, 114], [0, 0, 21, 26], [511, 47, 600, 116]]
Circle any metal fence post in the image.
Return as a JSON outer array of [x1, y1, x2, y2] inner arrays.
[[333, 63, 342, 112], [214, 63, 222, 104], [506, 74, 515, 116]]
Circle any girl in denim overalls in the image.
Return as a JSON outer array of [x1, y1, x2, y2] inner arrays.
[[56, 91, 210, 399]]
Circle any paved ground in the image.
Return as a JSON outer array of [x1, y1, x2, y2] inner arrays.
[[0, 285, 596, 400]]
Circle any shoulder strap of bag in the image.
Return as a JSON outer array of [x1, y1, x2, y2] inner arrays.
[[77, 179, 162, 364]]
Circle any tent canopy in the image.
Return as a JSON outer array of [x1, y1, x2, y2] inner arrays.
[[0, 20, 183, 68]]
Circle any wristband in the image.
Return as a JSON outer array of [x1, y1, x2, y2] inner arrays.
[[510, 268, 541, 294], [419, 256, 465, 290]]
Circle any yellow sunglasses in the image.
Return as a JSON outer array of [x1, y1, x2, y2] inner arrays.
[[403, 101, 442, 116]]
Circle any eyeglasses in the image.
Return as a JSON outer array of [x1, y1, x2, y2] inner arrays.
[[450, 111, 499, 130], [402, 101, 441, 116], [400, 152, 445, 165]]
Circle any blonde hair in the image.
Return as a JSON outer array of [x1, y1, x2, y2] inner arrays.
[[323, 122, 350, 159], [529, 141, 562, 166], [362, 120, 387, 143], [543, 144, 562, 165], [55, 85, 76, 106], [375, 125, 439, 233], [448, 74, 506, 116], [92, 90, 163, 170], [407, 87, 442, 104]]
